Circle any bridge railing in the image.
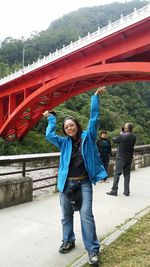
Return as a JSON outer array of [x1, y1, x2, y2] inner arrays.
[[0, 145, 149, 192], [0, 4, 149, 86], [0, 152, 60, 192]]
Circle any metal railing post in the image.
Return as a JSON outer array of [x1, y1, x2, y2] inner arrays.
[[22, 161, 26, 177]]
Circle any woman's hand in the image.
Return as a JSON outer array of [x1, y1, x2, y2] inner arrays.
[[43, 110, 56, 118], [95, 86, 106, 95], [42, 110, 51, 118]]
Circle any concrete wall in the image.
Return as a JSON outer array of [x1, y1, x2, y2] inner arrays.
[[108, 158, 135, 178], [108, 162, 114, 177], [0, 153, 149, 209], [142, 154, 150, 167], [0, 176, 32, 209]]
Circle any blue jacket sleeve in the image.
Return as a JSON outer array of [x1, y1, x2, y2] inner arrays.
[[45, 115, 64, 149], [87, 95, 100, 140]]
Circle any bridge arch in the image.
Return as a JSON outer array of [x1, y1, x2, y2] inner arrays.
[[1, 62, 150, 140], [0, 4, 150, 140]]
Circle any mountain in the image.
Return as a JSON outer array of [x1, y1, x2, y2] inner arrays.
[[0, 0, 149, 154]]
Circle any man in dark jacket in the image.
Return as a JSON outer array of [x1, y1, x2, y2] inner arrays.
[[107, 123, 136, 196]]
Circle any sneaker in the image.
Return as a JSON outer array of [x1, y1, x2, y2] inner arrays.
[[88, 252, 99, 266], [59, 241, 75, 254]]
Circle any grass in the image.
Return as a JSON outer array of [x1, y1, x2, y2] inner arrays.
[[83, 212, 150, 267]]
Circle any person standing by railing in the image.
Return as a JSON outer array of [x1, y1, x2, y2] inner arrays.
[[107, 123, 136, 197], [97, 130, 112, 182], [43, 86, 107, 266]]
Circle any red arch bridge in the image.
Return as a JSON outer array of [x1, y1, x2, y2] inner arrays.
[[0, 4, 150, 141]]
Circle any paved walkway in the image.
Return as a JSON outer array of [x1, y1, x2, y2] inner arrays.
[[0, 167, 150, 267]]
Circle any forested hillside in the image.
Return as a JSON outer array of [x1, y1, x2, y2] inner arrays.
[[0, 0, 149, 155]]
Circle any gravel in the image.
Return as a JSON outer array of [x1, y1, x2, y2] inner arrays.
[[0, 165, 58, 200]]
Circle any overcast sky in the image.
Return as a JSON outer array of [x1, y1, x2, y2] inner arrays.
[[0, 0, 135, 41]]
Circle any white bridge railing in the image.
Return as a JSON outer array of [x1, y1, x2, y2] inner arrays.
[[0, 4, 149, 86]]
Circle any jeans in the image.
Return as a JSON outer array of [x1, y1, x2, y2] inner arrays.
[[59, 179, 100, 252], [112, 158, 132, 194]]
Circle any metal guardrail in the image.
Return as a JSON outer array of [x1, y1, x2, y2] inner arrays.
[[0, 145, 149, 191], [111, 144, 150, 157], [0, 152, 60, 191], [110, 145, 150, 170]]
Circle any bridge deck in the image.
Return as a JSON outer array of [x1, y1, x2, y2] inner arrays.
[[0, 167, 149, 267], [0, 4, 150, 141]]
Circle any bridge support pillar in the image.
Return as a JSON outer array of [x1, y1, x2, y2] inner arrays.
[[0, 176, 32, 209]]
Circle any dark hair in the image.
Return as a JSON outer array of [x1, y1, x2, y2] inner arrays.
[[125, 123, 133, 132], [100, 130, 107, 135], [62, 116, 83, 138]]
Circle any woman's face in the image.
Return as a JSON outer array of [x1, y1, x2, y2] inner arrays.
[[101, 133, 107, 139], [64, 119, 78, 139]]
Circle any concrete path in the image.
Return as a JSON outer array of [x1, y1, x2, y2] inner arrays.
[[0, 167, 150, 267]]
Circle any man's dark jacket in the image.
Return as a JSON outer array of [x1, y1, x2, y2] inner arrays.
[[113, 132, 136, 162]]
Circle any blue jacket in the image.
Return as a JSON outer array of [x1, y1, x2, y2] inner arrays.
[[45, 95, 107, 192]]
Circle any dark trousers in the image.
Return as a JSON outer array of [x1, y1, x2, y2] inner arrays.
[[112, 158, 131, 194], [102, 158, 109, 171], [101, 158, 109, 180]]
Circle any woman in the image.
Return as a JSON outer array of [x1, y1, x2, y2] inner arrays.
[[43, 86, 107, 266], [97, 130, 112, 182]]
